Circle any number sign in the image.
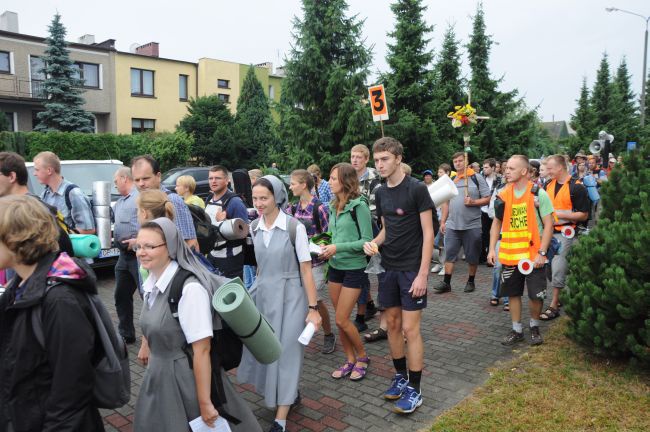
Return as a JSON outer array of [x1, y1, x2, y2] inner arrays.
[[368, 84, 389, 122]]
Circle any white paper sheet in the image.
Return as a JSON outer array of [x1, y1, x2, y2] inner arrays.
[[189, 416, 232, 432]]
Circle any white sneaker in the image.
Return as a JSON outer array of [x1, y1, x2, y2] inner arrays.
[[431, 264, 442, 273], [438, 268, 445, 275]]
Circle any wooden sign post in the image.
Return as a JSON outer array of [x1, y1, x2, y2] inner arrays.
[[368, 84, 389, 137]]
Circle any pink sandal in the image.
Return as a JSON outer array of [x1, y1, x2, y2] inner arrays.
[[350, 356, 370, 381], [332, 361, 354, 379]]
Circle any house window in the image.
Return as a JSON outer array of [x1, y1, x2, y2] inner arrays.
[[269, 85, 275, 99], [0, 51, 10, 73], [30, 56, 46, 99], [131, 68, 154, 96], [72, 62, 100, 88], [218, 93, 230, 103], [217, 79, 229, 89], [179, 74, 188, 101], [4, 112, 15, 131], [131, 118, 155, 133]]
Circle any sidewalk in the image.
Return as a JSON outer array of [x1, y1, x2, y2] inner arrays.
[[98, 262, 553, 432]]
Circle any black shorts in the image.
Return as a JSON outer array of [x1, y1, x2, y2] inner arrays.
[[378, 270, 426, 311], [328, 267, 368, 289], [499, 265, 546, 301]]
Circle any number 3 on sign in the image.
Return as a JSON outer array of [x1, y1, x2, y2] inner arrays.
[[368, 84, 389, 122]]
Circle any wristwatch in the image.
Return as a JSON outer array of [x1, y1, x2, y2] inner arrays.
[[308, 305, 318, 311], [538, 250, 547, 257]]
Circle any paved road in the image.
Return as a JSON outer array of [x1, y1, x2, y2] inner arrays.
[[97, 262, 552, 432]]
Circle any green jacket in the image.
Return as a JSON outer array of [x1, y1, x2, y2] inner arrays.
[[329, 196, 373, 270]]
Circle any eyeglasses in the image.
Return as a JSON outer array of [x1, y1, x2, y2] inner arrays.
[[133, 243, 166, 252]]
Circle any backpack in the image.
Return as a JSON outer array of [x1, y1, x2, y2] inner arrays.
[[167, 269, 242, 425], [62, 183, 101, 231], [205, 192, 248, 254], [186, 203, 220, 255], [32, 280, 131, 409], [451, 173, 482, 194], [290, 199, 323, 233], [246, 216, 300, 267], [36, 198, 75, 256]]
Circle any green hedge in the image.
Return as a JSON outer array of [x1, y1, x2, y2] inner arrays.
[[0, 131, 193, 173]]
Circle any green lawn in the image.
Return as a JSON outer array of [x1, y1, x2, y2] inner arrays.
[[430, 319, 650, 432]]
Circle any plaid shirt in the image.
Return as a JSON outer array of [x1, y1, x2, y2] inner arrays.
[[286, 196, 329, 265], [41, 178, 95, 231], [161, 186, 196, 240], [314, 180, 333, 204]]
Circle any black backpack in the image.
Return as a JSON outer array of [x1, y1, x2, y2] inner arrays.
[[186, 204, 220, 255], [32, 277, 131, 409], [167, 269, 242, 425]]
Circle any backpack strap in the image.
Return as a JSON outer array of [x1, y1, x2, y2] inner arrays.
[[312, 199, 323, 233], [348, 205, 362, 240], [168, 268, 194, 320], [530, 183, 543, 223], [62, 184, 81, 229]]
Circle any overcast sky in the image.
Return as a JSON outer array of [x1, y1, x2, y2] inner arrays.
[[3, 0, 648, 123]]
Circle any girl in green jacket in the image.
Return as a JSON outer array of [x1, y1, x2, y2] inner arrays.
[[320, 163, 373, 381]]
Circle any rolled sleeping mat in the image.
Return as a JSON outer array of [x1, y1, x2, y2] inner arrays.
[[428, 174, 459, 207], [93, 205, 112, 219], [92, 181, 112, 206], [69, 234, 101, 258], [212, 277, 282, 365], [95, 217, 112, 249], [214, 218, 249, 241]]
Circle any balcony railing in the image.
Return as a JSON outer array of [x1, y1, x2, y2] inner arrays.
[[0, 75, 47, 100]]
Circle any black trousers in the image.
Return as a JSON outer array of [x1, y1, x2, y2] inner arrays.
[[114, 252, 141, 340], [480, 212, 492, 262]]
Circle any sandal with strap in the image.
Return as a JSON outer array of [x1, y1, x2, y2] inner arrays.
[[490, 298, 499, 306], [540, 306, 560, 321], [364, 328, 388, 343], [350, 356, 370, 381], [331, 361, 354, 379], [503, 304, 510, 312]]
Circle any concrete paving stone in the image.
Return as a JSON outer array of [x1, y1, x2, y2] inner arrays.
[[91, 261, 559, 431]]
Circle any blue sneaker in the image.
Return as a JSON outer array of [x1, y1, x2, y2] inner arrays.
[[393, 386, 423, 414], [383, 374, 409, 400]]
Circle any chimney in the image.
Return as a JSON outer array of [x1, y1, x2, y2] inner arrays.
[[0, 11, 19, 33], [135, 42, 159, 57], [255, 62, 273, 72], [78, 34, 95, 45]]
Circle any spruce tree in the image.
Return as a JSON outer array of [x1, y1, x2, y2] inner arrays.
[[608, 59, 639, 155], [177, 96, 237, 167], [34, 14, 95, 133], [465, 3, 544, 159], [279, 0, 372, 170], [381, 0, 438, 172], [564, 148, 650, 364], [430, 25, 465, 166], [591, 53, 613, 133], [570, 77, 596, 142], [235, 66, 279, 167]]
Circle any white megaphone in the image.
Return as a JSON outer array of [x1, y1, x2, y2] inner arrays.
[[428, 174, 459, 207], [589, 140, 603, 155]]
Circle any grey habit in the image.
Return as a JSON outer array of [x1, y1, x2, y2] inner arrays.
[[134, 217, 261, 432], [237, 176, 308, 407]]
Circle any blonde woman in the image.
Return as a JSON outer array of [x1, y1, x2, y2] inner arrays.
[[175, 175, 205, 208], [136, 189, 175, 223]]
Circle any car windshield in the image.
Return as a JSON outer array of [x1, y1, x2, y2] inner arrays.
[[28, 163, 122, 197], [161, 169, 184, 186]]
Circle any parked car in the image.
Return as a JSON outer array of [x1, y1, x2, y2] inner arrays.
[[161, 166, 211, 200], [26, 159, 124, 268]]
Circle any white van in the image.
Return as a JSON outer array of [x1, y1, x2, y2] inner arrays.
[[26, 159, 124, 267]]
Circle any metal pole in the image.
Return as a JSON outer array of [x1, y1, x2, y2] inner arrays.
[[641, 20, 648, 127]]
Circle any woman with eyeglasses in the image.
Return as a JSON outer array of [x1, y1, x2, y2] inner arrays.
[[133, 217, 261, 431]]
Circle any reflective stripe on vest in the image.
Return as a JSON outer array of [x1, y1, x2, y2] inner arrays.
[[497, 182, 541, 266], [546, 178, 575, 232]]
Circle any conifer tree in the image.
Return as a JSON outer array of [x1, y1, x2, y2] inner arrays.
[[564, 148, 649, 365], [34, 14, 95, 133], [570, 77, 596, 142], [177, 96, 237, 167], [235, 66, 279, 167], [381, 0, 437, 172], [279, 0, 372, 170], [591, 53, 613, 133], [430, 25, 465, 166], [608, 59, 638, 154]]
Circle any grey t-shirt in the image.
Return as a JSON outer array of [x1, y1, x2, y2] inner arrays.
[[446, 174, 490, 230]]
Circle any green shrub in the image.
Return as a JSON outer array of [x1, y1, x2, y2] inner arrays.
[[563, 148, 650, 364], [0, 131, 193, 172]]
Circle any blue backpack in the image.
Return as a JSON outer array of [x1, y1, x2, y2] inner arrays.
[[582, 174, 600, 203]]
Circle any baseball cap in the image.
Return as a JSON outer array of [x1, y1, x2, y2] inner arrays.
[[422, 169, 433, 176]]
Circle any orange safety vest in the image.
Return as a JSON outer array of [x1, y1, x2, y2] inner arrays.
[[546, 178, 576, 231], [498, 182, 541, 266]]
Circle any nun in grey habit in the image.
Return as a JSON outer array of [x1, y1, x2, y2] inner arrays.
[[133, 217, 261, 432]]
